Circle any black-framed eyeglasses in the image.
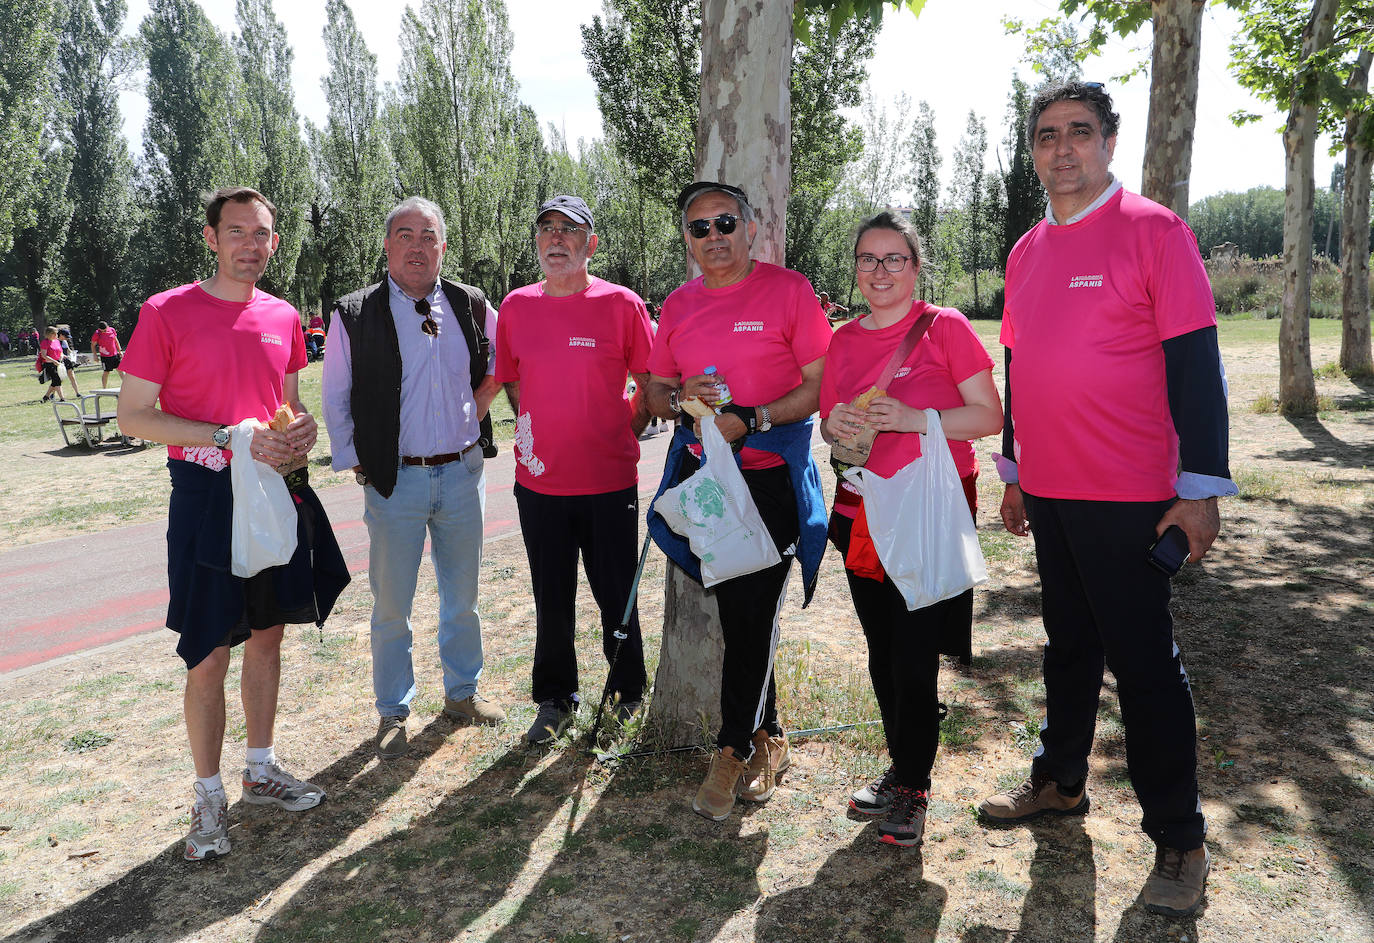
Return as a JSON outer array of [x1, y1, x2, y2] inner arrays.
[[856, 253, 912, 273], [687, 214, 739, 239], [415, 297, 439, 336]]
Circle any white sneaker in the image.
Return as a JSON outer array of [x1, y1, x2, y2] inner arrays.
[[241, 762, 326, 812], [184, 782, 230, 861]]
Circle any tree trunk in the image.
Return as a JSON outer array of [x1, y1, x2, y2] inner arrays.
[[645, 0, 793, 748], [1141, 0, 1204, 219], [1340, 48, 1373, 377], [1278, 0, 1337, 415]]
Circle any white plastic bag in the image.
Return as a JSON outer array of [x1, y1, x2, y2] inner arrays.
[[654, 415, 781, 587], [843, 408, 987, 610], [229, 420, 298, 577]]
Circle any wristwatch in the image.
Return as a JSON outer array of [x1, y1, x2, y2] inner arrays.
[[668, 389, 682, 414], [212, 425, 231, 448], [757, 404, 773, 433]]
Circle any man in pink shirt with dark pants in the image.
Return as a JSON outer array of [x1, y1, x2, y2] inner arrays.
[[119, 187, 349, 863], [496, 196, 654, 744], [977, 82, 1237, 918]]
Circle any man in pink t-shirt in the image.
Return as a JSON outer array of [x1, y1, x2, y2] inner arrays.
[[645, 181, 832, 824], [120, 187, 349, 864], [90, 320, 123, 387], [495, 195, 654, 744], [977, 83, 1236, 919]]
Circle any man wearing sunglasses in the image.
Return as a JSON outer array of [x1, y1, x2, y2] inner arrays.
[[645, 181, 832, 823], [981, 82, 1236, 918], [322, 196, 506, 760], [492, 195, 654, 745]]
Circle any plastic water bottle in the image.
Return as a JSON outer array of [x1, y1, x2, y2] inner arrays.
[[704, 365, 732, 408]]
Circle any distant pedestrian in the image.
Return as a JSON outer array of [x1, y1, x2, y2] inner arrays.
[[90, 321, 124, 387], [56, 328, 82, 397], [37, 327, 65, 402], [0, 330, 10, 356]]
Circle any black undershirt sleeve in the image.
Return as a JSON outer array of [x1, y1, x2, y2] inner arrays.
[[1001, 346, 1015, 464], [1162, 325, 1231, 480]]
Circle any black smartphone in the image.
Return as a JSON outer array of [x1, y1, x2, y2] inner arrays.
[[1147, 525, 1190, 577]]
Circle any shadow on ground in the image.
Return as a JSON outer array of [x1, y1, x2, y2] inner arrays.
[[6, 717, 452, 942]]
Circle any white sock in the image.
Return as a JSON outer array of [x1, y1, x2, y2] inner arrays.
[[195, 773, 224, 799], [245, 746, 276, 780]]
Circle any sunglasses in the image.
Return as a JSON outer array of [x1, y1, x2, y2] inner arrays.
[[687, 214, 739, 239], [415, 297, 439, 336]]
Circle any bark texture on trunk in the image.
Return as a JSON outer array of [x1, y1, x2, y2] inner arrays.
[[1340, 48, 1373, 377], [646, 0, 793, 748], [1142, 0, 1205, 219], [694, 0, 791, 264], [1279, 0, 1338, 414], [646, 563, 726, 746]]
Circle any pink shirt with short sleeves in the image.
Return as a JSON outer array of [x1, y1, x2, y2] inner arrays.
[[122, 283, 307, 463], [648, 261, 832, 469], [820, 302, 993, 518], [1001, 188, 1217, 501], [494, 277, 654, 495], [91, 327, 121, 356]]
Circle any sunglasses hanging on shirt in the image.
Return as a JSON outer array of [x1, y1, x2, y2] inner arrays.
[[415, 297, 439, 336]]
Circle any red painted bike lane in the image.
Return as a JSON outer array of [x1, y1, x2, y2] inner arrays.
[[0, 430, 674, 675]]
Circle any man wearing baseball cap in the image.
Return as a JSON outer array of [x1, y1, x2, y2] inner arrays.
[[494, 195, 655, 743]]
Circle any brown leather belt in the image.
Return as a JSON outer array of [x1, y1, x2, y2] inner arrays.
[[400, 442, 478, 467]]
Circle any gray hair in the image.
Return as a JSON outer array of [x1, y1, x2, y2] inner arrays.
[[385, 196, 447, 242], [680, 187, 755, 230]]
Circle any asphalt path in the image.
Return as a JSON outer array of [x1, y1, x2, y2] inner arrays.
[[0, 427, 675, 676]]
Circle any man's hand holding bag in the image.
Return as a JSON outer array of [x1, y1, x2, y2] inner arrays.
[[653, 415, 781, 586]]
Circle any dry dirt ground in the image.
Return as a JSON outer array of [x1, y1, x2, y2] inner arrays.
[[0, 321, 1370, 943]]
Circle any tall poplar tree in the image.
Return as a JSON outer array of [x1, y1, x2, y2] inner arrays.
[[233, 0, 311, 303], [0, 0, 62, 258], [316, 0, 391, 302], [137, 0, 240, 291], [58, 0, 136, 327]]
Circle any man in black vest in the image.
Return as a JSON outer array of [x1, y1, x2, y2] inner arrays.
[[322, 196, 505, 759]]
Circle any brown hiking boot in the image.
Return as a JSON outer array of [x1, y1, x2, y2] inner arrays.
[[740, 731, 790, 802], [443, 694, 505, 726], [1143, 845, 1210, 917], [978, 771, 1089, 825], [692, 747, 748, 821]]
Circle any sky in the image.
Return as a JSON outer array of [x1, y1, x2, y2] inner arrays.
[[118, 0, 1340, 205]]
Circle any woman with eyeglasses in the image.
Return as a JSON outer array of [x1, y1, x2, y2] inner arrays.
[[819, 210, 1002, 847]]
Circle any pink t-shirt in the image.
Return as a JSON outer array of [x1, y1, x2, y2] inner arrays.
[[40, 338, 62, 365], [1001, 188, 1217, 501], [821, 302, 993, 518], [494, 277, 654, 495], [648, 262, 832, 469], [91, 327, 120, 356], [123, 283, 307, 465]]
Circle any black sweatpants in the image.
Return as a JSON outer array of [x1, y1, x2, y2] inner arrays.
[[700, 461, 799, 759], [515, 483, 647, 708], [830, 512, 965, 791], [1022, 491, 1205, 851]]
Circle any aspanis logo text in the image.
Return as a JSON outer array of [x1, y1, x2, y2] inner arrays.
[[568, 336, 597, 348], [260, 332, 283, 346], [1067, 274, 1103, 289], [733, 320, 764, 333]]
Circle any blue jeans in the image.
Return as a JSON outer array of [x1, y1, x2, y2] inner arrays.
[[363, 450, 486, 717]]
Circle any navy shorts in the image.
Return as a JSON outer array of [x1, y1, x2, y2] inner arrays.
[[165, 459, 351, 670]]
